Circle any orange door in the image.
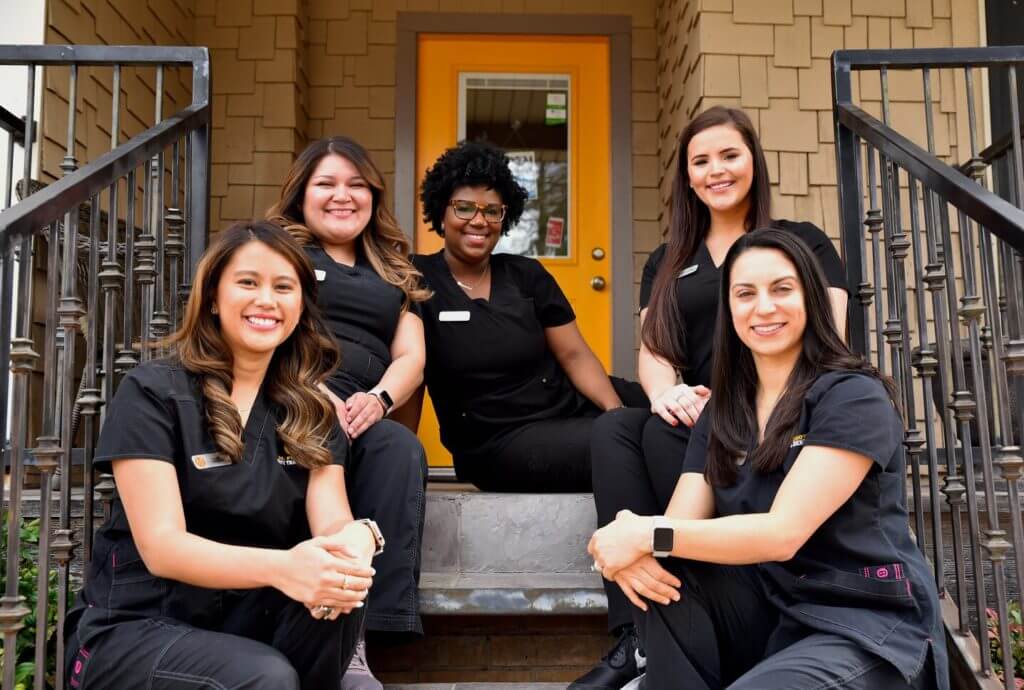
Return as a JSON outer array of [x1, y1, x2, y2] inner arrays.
[[415, 34, 612, 468]]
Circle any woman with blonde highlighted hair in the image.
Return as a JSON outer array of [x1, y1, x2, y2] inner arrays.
[[268, 136, 428, 690], [64, 221, 382, 689]]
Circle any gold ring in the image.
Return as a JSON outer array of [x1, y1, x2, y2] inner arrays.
[[342, 574, 350, 589]]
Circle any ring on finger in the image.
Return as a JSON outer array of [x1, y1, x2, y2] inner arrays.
[[342, 574, 350, 589], [591, 562, 601, 573], [313, 604, 334, 618]]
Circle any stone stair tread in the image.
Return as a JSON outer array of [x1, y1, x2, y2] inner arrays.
[[419, 572, 606, 615]]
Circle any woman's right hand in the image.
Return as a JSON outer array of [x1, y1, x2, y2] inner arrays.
[[273, 536, 374, 618], [651, 383, 711, 427], [614, 555, 682, 611]]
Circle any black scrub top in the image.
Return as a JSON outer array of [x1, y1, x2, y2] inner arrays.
[[411, 250, 587, 461], [305, 244, 413, 398], [682, 371, 949, 690], [639, 220, 847, 388], [67, 359, 347, 647]]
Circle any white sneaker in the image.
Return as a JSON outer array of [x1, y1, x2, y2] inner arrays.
[[620, 672, 646, 690], [635, 647, 647, 672]]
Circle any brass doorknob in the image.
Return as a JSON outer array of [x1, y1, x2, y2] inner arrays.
[[590, 276, 607, 291]]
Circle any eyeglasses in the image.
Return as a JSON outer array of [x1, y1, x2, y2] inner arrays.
[[449, 199, 507, 223]]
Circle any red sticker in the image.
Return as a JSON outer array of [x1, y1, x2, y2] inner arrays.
[[544, 217, 565, 248]]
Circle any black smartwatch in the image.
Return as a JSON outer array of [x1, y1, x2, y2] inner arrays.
[[652, 516, 674, 558], [370, 389, 394, 414]]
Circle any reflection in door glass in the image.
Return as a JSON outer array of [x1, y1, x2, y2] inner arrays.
[[460, 74, 570, 258]]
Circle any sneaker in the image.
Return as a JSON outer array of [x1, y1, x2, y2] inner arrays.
[[568, 625, 642, 690], [341, 636, 383, 690], [621, 673, 646, 690]]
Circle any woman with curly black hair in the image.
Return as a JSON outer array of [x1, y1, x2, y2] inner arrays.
[[411, 140, 647, 492]]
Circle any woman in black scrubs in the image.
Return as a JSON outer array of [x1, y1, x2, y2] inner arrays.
[[64, 222, 382, 689], [411, 140, 647, 492], [268, 137, 428, 689], [589, 228, 948, 690], [576, 106, 850, 690]]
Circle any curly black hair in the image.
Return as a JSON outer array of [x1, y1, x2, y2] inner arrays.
[[419, 140, 528, 236]]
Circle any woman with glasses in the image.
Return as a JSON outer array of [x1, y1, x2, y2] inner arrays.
[[411, 140, 647, 492]]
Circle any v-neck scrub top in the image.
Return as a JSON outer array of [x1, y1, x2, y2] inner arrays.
[[305, 244, 415, 398], [639, 220, 847, 388], [412, 251, 585, 460], [68, 359, 348, 646], [681, 371, 948, 689]]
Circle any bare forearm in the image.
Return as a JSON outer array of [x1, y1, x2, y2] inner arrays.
[[638, 346, 677, 400], [667, 513, 797, 564], [141, 531, 287, 590], [375, 353, 423, 408], [563, 350, 622, 411]]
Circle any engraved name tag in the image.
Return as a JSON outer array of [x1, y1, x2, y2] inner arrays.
[[678, 264, 699, 278], [439, 310, 471, 322], [315, 269, 326, 281], [192, 452, 232, 470]]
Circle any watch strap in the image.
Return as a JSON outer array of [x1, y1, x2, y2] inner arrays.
[[355, 518, 386, 556]]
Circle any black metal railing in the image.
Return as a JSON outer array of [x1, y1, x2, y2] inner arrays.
[[834, 46, 1024, 690], [0, 45, 210, 690]]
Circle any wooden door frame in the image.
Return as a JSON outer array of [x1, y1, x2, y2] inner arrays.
[[394, 12, 636, 377]]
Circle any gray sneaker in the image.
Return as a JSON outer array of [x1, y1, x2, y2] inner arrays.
[[341, 637, 383, 690], [621, 672, 646, 690]]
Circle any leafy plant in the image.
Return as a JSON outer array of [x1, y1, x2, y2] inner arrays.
[[987, 601, 1024, 688], [0, 514, 63, 690]]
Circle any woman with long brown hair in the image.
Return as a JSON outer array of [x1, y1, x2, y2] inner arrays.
[[576, 107, 849, 689], [268, 136, 428, 690], [588, 228, 946, 689], [64, 221, 383, 689]]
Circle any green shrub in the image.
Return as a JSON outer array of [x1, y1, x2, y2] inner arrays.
[[987, 601, 1024, 689], [0, 514, 63, 690]]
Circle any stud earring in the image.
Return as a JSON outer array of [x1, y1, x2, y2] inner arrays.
[[211, 304, 219, 315]]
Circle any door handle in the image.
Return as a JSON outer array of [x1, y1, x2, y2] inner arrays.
[[592, 247, 606, 260], [590, 276, 607, 291]]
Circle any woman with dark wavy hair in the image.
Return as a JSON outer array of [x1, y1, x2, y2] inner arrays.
[[268, 136, 428, 689], [589, 228, 947, 690], [64, 221, 383, 689], [411, 139, 647, 492], [578, 106, 850, 689]]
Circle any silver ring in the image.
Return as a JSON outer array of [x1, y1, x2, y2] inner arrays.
[[592, 562, 601, 573], [313, 604, 334, 617], [342, 574, 350, 589]]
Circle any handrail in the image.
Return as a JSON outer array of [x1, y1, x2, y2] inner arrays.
[[964, 126, 1023, 170], [836, 102, 1024, 252], [834, 45, 1024, 70], [0, 101, 210, 247], [0, 105, 31, 145], [0, 44, 207, 66]]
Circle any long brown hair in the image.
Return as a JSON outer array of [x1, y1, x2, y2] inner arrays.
[[642, 106, 773, 369], [705, 229, 897, 487], [169, 221, 341, 468], [267, 136, 430, 307]]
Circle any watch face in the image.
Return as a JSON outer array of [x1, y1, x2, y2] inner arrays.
[[379, 390, 394, 410], [653, 527, 673, 553]]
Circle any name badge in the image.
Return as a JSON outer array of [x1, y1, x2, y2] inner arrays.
[[790, 434, 806, 448], [315, 269, 326, 281], [439, 310, 471, 322], [192, 452, 232, 470], [678, 264, 699, 278]]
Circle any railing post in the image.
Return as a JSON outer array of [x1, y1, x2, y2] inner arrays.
[[187, 51, 211, 285], [832, 54, 867, 353]]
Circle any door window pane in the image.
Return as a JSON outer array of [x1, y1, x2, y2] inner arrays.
[[459, 73, 570, 258]]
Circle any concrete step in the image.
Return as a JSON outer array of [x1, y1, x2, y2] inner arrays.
[[420, 486, 606, 615]]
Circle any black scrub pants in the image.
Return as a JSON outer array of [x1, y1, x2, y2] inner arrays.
[[590, 407, 692, 632], [639, 559, 932, 690], [64, 588, 365, 690], [346, 419, 428, 634], [457, 377, 648, 493]]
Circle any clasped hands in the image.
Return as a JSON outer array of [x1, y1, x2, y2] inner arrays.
[[651, 383, 711, 427], [588, 509, 682, 612], [332, 391, 385, 439], [277, 520, 376, 622]]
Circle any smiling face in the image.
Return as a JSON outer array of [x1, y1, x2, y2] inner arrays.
[[214, 240, 303, 363], [301, 153, 374, 251], [728, 247, 807, 364], [442, 185, 504, 264], [687, 124, 755, 219]]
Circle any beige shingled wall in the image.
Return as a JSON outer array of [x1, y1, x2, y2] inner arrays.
[[651, 0, 984, 253], [41, 0, 196, 183]]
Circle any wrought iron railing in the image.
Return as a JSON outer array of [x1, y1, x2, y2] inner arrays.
[[834, 46, 1024, 690], [0, 45, 210, 690]]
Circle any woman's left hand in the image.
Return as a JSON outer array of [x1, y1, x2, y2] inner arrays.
[[345, 392, 385, 439], [588, 509, 654, 579]]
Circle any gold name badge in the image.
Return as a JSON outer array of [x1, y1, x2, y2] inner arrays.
[[191, 452, 232, 470]]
